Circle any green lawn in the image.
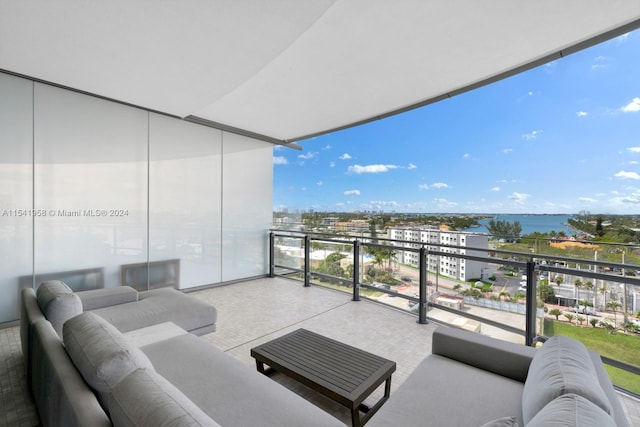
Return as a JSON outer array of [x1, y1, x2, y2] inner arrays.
[[544, 319, 640, 394]]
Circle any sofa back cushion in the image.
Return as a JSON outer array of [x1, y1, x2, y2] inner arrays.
[[109, 368, 220, 427], [522, 335, 612, 424], [63, 312, 154, 409], [36, 280, 83, 337], [31, 320, 111, 427], [527, 393, 616, 427]]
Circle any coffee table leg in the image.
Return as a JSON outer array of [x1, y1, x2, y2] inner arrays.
[[351, 407, 362, 427], [255, 360, 266, 374]]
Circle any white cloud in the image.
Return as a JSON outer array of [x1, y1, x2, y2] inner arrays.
[[298, 152, 316, 160], [522, 130, 543, 140], [323, 145, 332, 150], [273, 156, 288, 165], [317, 181, 323, 186], [431, 182, 449, 189], [418, 184, 429, 190], [630, 161, 640, 165], [576, 111, 588, 117], [368, 200, 399, 208], [348, 164, 398, 174], [433, 198, 458, 209], [508, 192, 530, 204], [491, 187, 500, 192], [616, 33, 630, 43], [578, 197, 597, 203], [408, 163, 417, 170], [344, 189, 360, 196], [502, 148, 513, 154], [627, 147, 640, 153], [329, 161, 335, 168], [339, 153, 352, 160], [621, 98, 640, 113], [615, 170, 640, 180], [463, 153, 470, 159]]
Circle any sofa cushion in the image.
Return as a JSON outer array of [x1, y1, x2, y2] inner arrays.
[[522, 335, 612, 424], [365, 354, 525, 427], [36, 280, 83, 337], [527, 393, 617, 427], [78, 286, 139, 311], [92, 287, 217, 335], [109, 368, 220, 427], [63, 312, 154, 406]]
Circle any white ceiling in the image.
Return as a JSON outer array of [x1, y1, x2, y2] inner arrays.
[[1, 1, 639, 146]]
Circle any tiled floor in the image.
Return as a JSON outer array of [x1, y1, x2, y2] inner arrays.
[[2, 276, 639, 426]]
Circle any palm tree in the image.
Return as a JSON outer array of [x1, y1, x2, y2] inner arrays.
[[573, 278, 583, 302], [599, 286, 608, 311], [548, 308, 562, 320], [606, 300, 621, 327], [564, 313, 575, 324], [554, 276, 563, 287], [584, 281, 594, 307]]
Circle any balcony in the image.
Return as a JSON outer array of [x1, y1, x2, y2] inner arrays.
[[2, 275, 640, 425]]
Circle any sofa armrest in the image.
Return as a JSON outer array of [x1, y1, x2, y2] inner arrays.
[[432, 325, 536, 382], [77, 286, 139, 311]]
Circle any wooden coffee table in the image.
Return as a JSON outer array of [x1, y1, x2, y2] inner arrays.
[[250, 328, 396, 427]]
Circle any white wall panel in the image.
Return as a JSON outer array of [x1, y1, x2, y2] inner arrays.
[[149, 113, 223, 288]]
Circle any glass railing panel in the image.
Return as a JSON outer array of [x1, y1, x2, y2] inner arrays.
[[270, 228, 639, 396]]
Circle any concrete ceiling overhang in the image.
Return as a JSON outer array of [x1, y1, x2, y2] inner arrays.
[[1, 1, 640, 147]]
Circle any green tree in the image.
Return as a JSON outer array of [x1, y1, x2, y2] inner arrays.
[[589, 318, 598, 328], [564, 313, 575, 324], [607, 300, 621, 327], [316, 252, 347, 284], [537, 282, 555, 303], [548, 308, 562, 320], [554, 276, 563, 287], [486, 219, 522, 241], [595, 216, 604, 237]]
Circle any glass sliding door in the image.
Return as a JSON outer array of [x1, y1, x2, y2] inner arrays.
[[221, 132, 272, 281], [149, 113, 222, 289], [33, 83, 148, 291], [0, 74, 33, 323]]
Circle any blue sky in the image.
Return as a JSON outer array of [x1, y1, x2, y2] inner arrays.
[[274, 30, 640, 215]]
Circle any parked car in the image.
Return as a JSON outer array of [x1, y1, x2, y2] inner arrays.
[[575, 305, 597, 316]]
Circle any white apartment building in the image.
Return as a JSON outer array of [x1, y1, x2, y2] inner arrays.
[[388, 227, 489, 282]]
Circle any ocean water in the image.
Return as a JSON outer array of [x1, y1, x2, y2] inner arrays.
[[463, 214, 575, 236]]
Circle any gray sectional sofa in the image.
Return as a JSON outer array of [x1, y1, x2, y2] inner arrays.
[[20, 280, 344, 427], [369, 325, 630, 427]]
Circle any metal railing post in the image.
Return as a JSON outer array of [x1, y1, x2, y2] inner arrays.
[[525, 260, 537, 346], [269, 232, 275, 278], [353, 239, 360, 301], [304, 235, 311, 287], [418, 246, 428, 324]]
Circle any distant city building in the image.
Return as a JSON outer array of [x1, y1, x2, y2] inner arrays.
[[388, 226, 489, 282]]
